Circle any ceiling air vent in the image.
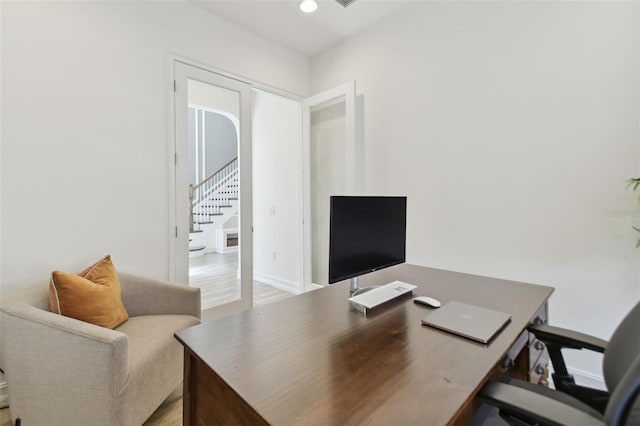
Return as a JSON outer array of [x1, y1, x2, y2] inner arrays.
[[335, 0, 358, 7]]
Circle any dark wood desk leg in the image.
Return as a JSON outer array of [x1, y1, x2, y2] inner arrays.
[[183, 348, 193, 426], [180, 346, 269, 426]]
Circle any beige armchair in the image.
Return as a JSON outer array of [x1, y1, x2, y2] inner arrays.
[[0, 272, 201, 426]]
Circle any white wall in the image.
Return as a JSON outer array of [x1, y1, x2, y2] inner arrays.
[[311, 1, 639, 381], [251, 89, 303, 293], [1, 1, 309, 294]]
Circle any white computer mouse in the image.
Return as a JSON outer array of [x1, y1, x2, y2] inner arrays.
[[413, 296, 441, 308]]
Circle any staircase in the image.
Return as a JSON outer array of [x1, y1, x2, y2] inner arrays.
[[189, 158, 239, 256]]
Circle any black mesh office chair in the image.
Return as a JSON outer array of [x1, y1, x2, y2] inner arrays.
[[477, 301, 640, 425]]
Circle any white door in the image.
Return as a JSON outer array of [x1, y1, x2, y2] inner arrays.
[[172, 60, 253, 318], [252, 88, 304, 295], [302, 82, 357, 291]]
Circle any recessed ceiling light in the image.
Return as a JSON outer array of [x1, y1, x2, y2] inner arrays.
[[299, 0, 318, 13]]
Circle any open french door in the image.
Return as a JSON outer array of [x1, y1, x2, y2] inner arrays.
[[171, 60, 253, 319]]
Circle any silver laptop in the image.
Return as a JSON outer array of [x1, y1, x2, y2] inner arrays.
[[421, 301, 511, 344]]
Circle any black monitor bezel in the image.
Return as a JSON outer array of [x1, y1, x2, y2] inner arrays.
[[328, 195, 407, 284]]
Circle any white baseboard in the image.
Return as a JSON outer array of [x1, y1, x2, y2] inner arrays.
[[308, 283, 324, 291], [568, 367, 607, 391], [549, 365, 607, 391], [254, 273, 302, 294]]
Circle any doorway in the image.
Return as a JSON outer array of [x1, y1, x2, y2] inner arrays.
[[171, 59, 356, 315], [302, 82, 356, 290], [187, 102, 240, 311]]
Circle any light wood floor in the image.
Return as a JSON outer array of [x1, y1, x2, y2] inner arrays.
[[189, 251, 295, 309], [0, 254, 294, 426]]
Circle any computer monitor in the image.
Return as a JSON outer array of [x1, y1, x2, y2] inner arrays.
[[328, 196, 407, 294]]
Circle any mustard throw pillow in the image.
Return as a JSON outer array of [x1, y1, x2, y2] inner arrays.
[[49, 255, 129, 329]]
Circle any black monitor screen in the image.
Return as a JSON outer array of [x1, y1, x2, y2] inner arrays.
[[328, 196, 407, 284]]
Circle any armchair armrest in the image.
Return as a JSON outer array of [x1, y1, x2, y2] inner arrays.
[[118, 272, 201, 319], [478, 381, 604, 426], [528, 323, 607, 353], [1, 302, 129, 421]]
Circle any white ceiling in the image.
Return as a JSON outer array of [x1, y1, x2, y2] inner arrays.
[[191, 0, 413, 56]]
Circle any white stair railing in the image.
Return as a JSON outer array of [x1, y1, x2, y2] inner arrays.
[[190, 158, 238, 232]]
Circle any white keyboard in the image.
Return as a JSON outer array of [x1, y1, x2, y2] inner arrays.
[[348, 281, 417, 309]]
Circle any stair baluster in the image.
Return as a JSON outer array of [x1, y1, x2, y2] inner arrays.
[[189, 157, 239, 232]]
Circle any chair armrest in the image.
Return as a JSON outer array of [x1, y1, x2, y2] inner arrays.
[[478, 381, 604, 426], [118, 272, 201, 319], [529, 324, 609, 412], [528, 323, 607, 353], [1, 303, 128, 401]]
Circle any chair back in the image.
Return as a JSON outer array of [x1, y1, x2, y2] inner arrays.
[[604, 353, 640, 425], [603, 301, 640, 425]]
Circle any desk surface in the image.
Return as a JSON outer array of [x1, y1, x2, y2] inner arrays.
[[175, 264, 553, 425]]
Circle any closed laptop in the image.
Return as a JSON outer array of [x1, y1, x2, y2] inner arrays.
[[421, 301, 511, 344]]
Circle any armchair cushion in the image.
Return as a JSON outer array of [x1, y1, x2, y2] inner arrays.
[[49, 255, 129, 329]]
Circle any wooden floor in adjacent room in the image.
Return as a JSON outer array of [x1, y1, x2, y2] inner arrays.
[[189, 251, 295, 309]]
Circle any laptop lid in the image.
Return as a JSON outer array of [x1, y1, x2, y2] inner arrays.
[[421, 301, 511, 344]]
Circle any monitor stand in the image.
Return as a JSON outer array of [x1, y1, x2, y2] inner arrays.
[[349, 276, 379, 296], [349, 277, 381, 315]]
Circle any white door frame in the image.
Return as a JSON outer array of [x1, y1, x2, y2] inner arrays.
[[302, 81, 356, 292], [170, 59, 253, 315]]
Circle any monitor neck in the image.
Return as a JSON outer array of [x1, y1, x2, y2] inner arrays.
[[350, 276, 359, 294]]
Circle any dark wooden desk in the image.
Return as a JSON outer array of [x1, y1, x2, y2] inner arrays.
[[175, 264, 553, 425]]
